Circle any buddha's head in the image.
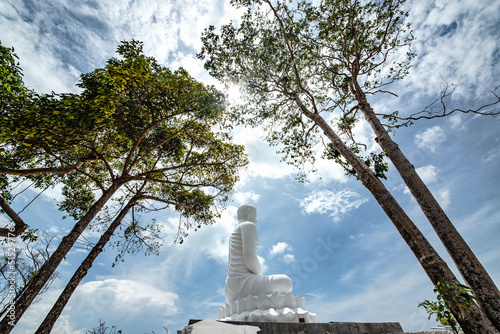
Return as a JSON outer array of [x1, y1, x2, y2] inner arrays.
[[237, 202, 257, 224]]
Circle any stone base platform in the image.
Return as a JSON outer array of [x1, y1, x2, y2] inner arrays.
[[218, 292, 317, 323], [178, 319, 404, 334]]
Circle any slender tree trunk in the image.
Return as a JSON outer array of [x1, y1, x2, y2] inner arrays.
[[35, 198, 137, 334], [0, 182, 123, 334], [351, 78, 500, 331], [293, 95, 498, 333]]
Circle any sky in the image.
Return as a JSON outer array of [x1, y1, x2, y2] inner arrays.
[[1, 0, 500, 333]]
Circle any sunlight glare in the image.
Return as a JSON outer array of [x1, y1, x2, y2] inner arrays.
[[225, 84, 245, 106]]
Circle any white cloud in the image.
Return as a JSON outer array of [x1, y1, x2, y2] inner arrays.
[[340, 269, 356, 283], [233, 191, 261, 205], [270, 242, 293, 256], [283, 254, 296, 263], [351, 119, 379, 153], [437, 188, 451, 210], [414, 126, 446, 153], [234, 127, 297, 180], [415, 165, 439, 184], [482, 145, 500, 164], [448, 114, 465, 131], [233, 124, 349, 183], [37, 183, 65, 203], [310, 268, 436, 331], [257, 255, 268, 274], [308, 155, 349, 183], [11, 288, 85, 334], [401, 0, 500, 100], [0, 0, 245, 95], [404, 165, 449, 208], [74, 279, 178, 316], [181, 206, 238, 263], [300, 189, 368, 222], [51, 315, 86, 334], [269, 242, 296, 263], [13, 278, 177, 334]]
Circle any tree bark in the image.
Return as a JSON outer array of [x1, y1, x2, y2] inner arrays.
[[0, 181, 123, 334], [351, 78, 500, 331], [293, 95, 498, 333], [35, 198, 137, 334], [0, 195, 27, 237]]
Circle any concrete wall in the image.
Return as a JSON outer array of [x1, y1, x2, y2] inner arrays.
[[180, 319, 404, 334]]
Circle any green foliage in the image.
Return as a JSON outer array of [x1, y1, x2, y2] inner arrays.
[[418, 282, 477, 334], [0, 50, 110, 176], [0, 44, 111, 196], [58, 173, 96, 220], [323, 143, 388, 179], [0, 42, 27, 102], [1, 40, 247, 257], [198, 0, 413, 179], [0, 175, 12, 202], [0, 41, 247, 334]]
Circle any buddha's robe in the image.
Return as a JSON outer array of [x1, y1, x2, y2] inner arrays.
[[224, 222, 292, 303]]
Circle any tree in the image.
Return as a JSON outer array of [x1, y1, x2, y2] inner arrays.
[[36, 179, 204, 333], [0, 231, 58, 318], [303, 1, 500, 329], [0, 40, 247, 333], [35, 194, 139, 333], [198, 1, 497, 332], [0, 42, 31, 236], [0, 42, 29, 115], [87, 319, 121, 334], [419, 282, 478, 334], [0, 194, 27, 237], [0, 42, 105, 181]]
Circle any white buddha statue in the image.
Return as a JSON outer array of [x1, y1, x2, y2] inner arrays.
[[219, 202, 316, 323], [224, 203, 292, 303]]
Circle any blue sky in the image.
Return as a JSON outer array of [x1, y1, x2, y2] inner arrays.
[[1, 0, 500, 333]]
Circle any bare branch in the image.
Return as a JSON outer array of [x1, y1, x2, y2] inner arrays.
[[377, 84, 500, 128], [365, 90, 398, 97]]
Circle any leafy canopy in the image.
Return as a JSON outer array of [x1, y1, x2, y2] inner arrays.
[[1, 40, 247, 248], [199, 0, 413, 179]]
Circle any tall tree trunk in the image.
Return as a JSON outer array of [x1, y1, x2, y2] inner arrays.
[[351, 78, 500, 331], [293, 95, 498, 333], [0, 182, 123, 334], [35, 198, 137, 334]]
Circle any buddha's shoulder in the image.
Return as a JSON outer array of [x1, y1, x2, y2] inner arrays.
[[237, 222, 257, 232]]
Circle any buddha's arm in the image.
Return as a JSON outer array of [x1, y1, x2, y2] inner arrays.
[[240, 222, 263, 275]]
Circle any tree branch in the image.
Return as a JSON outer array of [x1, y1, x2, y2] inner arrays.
[[0, 195, 27, 237], [264, 0, 320, 114], [0, 157, 99, 177], [135, 161, 226, 178], [377, 85, 500, 128], [140, 195, 191, 209]]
